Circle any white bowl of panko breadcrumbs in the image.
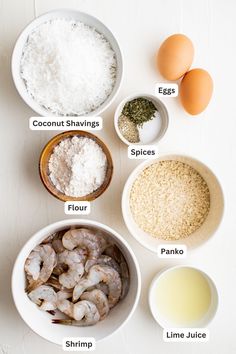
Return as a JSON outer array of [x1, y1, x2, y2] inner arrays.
[[122, 154, 224, 252]]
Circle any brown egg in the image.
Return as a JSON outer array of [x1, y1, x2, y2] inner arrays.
[[157, 34, 194, 81], [180, 69, 213, 115]]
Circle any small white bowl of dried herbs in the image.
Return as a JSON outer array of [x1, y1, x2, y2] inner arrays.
[[114, 93, 169, 146]]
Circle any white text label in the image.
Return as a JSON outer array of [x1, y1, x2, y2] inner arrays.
[[155, 83, 178, 97], [128, 145, 158, 159], [30, 117, 102, 131], [64, 201, 91, 215], [157, 245, 187, 258], [163, 329, 209, 343], [62, 337, 95, 351]]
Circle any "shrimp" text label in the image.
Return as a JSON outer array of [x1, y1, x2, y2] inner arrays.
[[62, 337, 96, 351]]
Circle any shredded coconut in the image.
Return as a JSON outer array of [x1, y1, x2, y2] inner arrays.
[[20, 19, 117, 115], [48, 136, 107, 197]]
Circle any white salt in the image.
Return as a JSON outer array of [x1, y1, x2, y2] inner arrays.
[[138, 111, 162, 144]]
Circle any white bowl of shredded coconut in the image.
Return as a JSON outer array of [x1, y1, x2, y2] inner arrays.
[[12, 9, 123, 116]]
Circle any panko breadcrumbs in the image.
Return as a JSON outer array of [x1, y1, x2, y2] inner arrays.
[[129, 160, 210, 240]]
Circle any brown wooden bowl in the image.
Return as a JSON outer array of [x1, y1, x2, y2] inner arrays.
[[39, 131, 113, 202]]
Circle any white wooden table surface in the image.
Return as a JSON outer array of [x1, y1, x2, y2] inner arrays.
[[0, 0, 235, 353]]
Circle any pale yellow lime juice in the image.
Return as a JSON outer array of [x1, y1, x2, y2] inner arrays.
[[155, 267, 211, 326]]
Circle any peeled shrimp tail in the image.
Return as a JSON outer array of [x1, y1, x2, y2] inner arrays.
[[28, 285, 57, 311], [52, 319, 75, 325], [47, 310, 56, 316], [52, 319, 96, 327]]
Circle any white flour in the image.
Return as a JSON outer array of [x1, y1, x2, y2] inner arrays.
[[20, 19, 117, 116], [48, 136, 107, 197]]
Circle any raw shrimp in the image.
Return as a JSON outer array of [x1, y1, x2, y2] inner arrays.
[[52, 263, 67, 277], [87, 255, 125, 297], [55, 292, 100, 326], [58, 249, 85, 289], [42, 235, 55, 244], [45, 275, 62, 290], [57, 289, 73, 301], [53, 247, 86, 277], [62, 228, 107, 272], [104, 244, 123, 263], [52, 239, 67, 276], [88, 282, 109, 296], [94, 230, 108, 251], [97, 255, 121, 274], [56, 289, 74, 317], [73, 264, 122, 308], [88, 255, 120, 296], [42, 229, 69, 244], [28, 285, 57, 311], [25, 244, 57, 292], [52, 239, 65, 254], [96, 283, 109, 295], [104, 245, 130, 299], [81, 289, 109, 320]]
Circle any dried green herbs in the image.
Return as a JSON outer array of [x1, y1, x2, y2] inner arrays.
[[122, 97, 157, 127]]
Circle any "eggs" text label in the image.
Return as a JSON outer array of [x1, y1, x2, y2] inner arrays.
[[155, 83, 178, 97]]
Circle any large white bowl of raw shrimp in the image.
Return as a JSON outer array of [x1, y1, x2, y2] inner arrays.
[[12, 219, 141, 345]]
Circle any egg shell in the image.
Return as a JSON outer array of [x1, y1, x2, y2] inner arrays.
[[180, 68, 213, 115], [157, 34, 194, 81]]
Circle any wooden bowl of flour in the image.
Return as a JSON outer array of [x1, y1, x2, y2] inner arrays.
[[39, 131, 113, 202]]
